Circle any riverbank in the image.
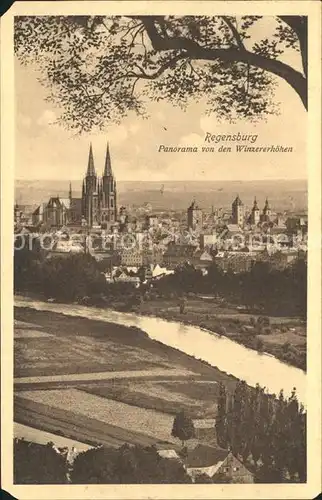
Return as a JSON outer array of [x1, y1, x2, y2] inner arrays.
[[135, 297, 306, 371], [14, 306, 238, 419], [16, 290, 306, 371], [14, 295, 306, 404]]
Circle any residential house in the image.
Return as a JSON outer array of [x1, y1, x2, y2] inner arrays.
[[191, 249, 213, 269], [46, 239, 84, 259], [142, 245, 164, 266], [114, 271, 140, 286], [151, 264, 175, 279], [286, 215, 308, 236], [145, 214, 159, 228], [184, 444, 254, 483], [200, 233, 217, 249], [214, 251, 256, 273], [256, 248, 302, 270], [32, 202, 48, 226]]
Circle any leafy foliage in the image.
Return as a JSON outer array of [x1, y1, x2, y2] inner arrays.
[[171, 410, 195, 445], [14, 15, 307, 132], [14, 439, 68, 484], [155, 257, 307, 317], [14, 242, 106, 302], [215, 382, 306, 483], [70, 444, 192, 483]]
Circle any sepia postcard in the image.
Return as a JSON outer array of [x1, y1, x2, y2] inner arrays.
[[1, 1, 321, 498]]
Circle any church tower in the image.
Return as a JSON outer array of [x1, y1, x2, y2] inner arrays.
[[261, 198, 272, 222], [100, 142, 117, 225], [82, 143, 100, 227], [249, 197, 260, 225], [232, 195, 244, 226], [187, 200, 203, 231]]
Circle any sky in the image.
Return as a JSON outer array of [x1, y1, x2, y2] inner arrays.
[[15, 18, 307, 183]]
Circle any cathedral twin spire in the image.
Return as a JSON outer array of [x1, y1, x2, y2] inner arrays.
[[82, 141, 117, 226], [86, 142, 96, 177], [103, 142, 113, 177], [86, 141, 113, 178]]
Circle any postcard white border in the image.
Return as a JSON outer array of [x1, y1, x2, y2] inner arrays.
[[1, 2, 321, 499]]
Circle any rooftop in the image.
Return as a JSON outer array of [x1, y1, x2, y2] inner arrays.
[[185, 444, 229, 468]]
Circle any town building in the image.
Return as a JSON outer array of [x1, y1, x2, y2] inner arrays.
[[214, 251, 256, 273], [286, 214, 308, 235], [187, 200, 203, 231], [43, 196, 71, 227], [191, 249, 214, 269], [120, 247, 144, 267], [163, 243, 198, 268], [32, 142, 118, 229], [184, 444, 254, 483], [231, 195, 244, 226], [260, 198, 272, 223], [145, 214, 159, 229], [81, 142, 117, 227], [248, 197, 260, 225], [200, 233, 217, 249], [14, 203, 35, 227]]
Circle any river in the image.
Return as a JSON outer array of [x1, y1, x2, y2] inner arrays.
[[14, 295, 306, 404]]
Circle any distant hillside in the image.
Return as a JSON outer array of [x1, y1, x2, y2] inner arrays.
[[15, 179, 307, 213]]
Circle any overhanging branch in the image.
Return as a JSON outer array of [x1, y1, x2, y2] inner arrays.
[[135, 16, 307, 109]]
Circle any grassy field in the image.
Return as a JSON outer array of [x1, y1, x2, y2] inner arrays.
[[80, 379, 219, 418], [14, 335, 172, 378], [137, 298, 306, 370], [14, 307, 239, 447], [14, 396, 174, 448], [14, 307, 238, 385], [17, 389, 177, 444]]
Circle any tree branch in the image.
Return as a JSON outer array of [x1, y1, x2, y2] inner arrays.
[[278, 16, 307, 78], [136, 16, 307, 109], [129, 53, 187, 80], [221, 16, 246, 51]]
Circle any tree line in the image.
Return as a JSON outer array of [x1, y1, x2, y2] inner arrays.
[[14, 239, 108, 302], [215, 381, 306, 482], [14, 439, 191, 484], [14, 238, 307, 317], [154, 258, 307, 317], [15, 384, 306, 485]]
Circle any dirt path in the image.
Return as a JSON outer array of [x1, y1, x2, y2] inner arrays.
[[14, 422, 92, 451], [14, 368, 196, 385]]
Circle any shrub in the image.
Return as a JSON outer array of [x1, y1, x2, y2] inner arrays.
[[216, 325, 227, 336], [14, 439, 68, 484], [194, 473, 213, 483], [282, 341, 291, 354], [257, 316, 270, 327], [249, 317, 257, 326], [255, 338, 264, 352]]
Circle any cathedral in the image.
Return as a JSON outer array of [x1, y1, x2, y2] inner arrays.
[[79, 142, 117, 227], [33, 142, 118, 229]]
